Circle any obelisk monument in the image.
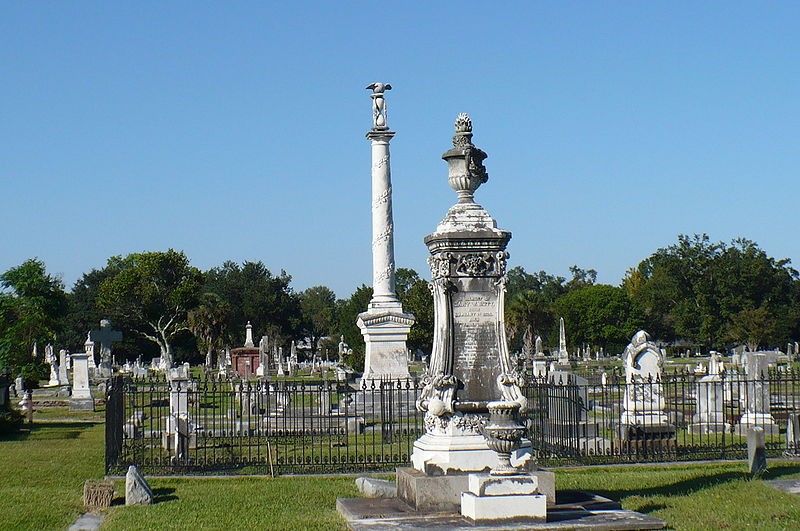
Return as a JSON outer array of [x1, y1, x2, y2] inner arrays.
[[357, 83, 415, 385]]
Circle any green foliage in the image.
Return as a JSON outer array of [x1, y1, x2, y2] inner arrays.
[[0, 408, 23, 435], [627, 234, 800, 349], [97, 250, 203, 360], [336, 284, 372, 371], [300, 285, 337, 356], [396, 268, 434, 354], [204, 261, 302, 349], [187, 292, 231, 363], [552, 284, 641, 352], [0, 259, 67, 376]]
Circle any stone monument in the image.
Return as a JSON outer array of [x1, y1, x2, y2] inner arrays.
[[556, 317, 569, 366], [90, 319, 122, 377], [737, 352, 778, 436], [619, 330, 675, 446], [69, 352, 94, 411], [357, 83, 415, 385], [396, 114, 549, 519], [45, 344, 61, 387]]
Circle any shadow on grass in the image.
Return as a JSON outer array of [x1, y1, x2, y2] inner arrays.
[[153, 487, 178, 503], [592, 471, 747, 510], [1, 421, 101, 442], [763, 463, 800, 480]]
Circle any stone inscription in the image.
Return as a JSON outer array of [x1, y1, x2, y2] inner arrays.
[[451, 289, 500, 401]]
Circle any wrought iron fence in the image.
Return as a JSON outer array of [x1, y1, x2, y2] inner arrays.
[[105, 374, 422, 476], [106, 368, 800, 475]]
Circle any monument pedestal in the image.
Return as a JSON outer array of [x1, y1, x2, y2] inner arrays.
[[736, 413, 779, 437], [357, 303, 414, 386], [397, 464, 555, 513], [461, 473, 547, 522]]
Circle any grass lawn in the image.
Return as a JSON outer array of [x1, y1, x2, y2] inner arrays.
[[0, 421, 104, 530], [4, 421, 800, 530]]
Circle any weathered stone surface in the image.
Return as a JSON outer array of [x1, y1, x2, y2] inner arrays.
[[747, 426, 767, 477], [355, 477, 397, 498], [125, 465, 153, 506]]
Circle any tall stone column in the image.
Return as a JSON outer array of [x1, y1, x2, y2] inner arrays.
[[357, 83, 415, 385]]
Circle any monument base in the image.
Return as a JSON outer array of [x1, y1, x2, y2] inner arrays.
[[397, 466, 555, 513], [736, 413, 779, 437], [411, 433, 532, 475], [688, 422, 732, 435], [461, 473, 547, 522], [357, 305, 414, 388], [69, 398, 95, 411]]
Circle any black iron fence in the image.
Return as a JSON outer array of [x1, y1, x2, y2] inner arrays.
[[106, 368, 800, 475]]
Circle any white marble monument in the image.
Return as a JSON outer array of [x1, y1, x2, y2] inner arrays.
[[357, 83, 415, 385], [69, 352, 94, 411]]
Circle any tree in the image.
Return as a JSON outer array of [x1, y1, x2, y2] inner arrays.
[[396, 268, 434, 355], [336, 284, 372, 371], [552, 284, 640, 353], [188, 292, 231, 365], [726, 306, 774, 352], [204, 261, 302, 349], [0, 259, 67, 380], [97, 250, 203, 363], [300, 285, 337, 357]]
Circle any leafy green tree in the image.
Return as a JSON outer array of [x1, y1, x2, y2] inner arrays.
[[204, 261, 302, 349], [336, 284, 372, 371], [627, 234, 800, 350], [552, 284, 640, 353], [0, 259, 67, 380], [300, 285, 337, 357], [188, 292, 231, 364], [97, 250, 203, 362], [726, 306, 774, 352], [396, 268, 434, 355]]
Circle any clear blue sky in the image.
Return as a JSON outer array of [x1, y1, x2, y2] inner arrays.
[[2, 2, 799, 298]]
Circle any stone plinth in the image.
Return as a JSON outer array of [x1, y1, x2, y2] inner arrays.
[[461, 473, 547, 523], [357, 304, 414, 385], [69, 353, 94, 411]]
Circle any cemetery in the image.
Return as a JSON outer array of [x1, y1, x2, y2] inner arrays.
[[4, 5, 800, 526], [3, 87, 800, 530]]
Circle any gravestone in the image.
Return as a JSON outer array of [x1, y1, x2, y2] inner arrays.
[[747, 426, 767, 477], [736, 353, 778, 436], [69, 353, 94, 411], [90, 319, 122, 377], [785, 412, 800, 457], [398, 114, 546, 520], [125, 465, 154, 505], [619, 331, 675, 447], [85, 334, 97, 371], [163, 376, 196, 455], [58, 349, 70, 386], [689, 373, 730, 434], [544, 371, 608, 454], [556, 318, 569, 366]]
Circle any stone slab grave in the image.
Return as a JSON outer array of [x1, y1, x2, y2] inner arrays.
[[69, 353, 95, 411]]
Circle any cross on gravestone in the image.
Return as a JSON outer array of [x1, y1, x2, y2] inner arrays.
[[90, 319, 123, 371]]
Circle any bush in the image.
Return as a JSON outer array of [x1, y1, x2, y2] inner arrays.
[[0, 408, 24, 435], [18, 363, 47, 390]]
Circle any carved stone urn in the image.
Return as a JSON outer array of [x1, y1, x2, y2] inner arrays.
[[443, 113, 489, 204], [482, 401, 526, 476]]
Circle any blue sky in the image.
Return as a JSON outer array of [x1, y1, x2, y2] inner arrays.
[[2, 2, 799, 298]]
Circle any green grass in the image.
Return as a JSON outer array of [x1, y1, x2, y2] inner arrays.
[[4, 421, 800, 530], [101, 476, 356, 530], [0, 422, 105, 530], [558, 461, 800, 530], [32, 406, 106, 422]]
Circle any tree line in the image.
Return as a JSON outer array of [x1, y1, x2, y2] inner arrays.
[[2, 234, 799, 382]]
